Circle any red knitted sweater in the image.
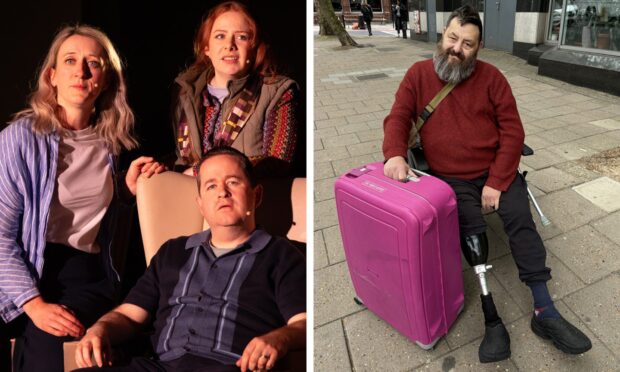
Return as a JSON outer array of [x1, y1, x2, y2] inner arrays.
[[382, 59, 524, 191]]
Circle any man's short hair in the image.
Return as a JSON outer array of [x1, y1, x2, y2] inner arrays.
[[446, 5, 483, 42], [195, 147, 258, 192]]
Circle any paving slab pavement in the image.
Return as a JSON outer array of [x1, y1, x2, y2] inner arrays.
[[314, 27, 620, 371]]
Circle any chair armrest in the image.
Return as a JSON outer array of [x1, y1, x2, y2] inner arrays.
[[63, 341, 79, 372], [288, 178, 306, 243]]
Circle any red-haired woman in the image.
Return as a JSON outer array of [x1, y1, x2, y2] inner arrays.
[[173, 1, 299, 177]]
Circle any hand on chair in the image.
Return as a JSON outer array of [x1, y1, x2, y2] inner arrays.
[[125, 156, 167, 195]]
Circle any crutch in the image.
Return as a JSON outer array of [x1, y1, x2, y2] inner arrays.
[[521, 144, 551, 226]]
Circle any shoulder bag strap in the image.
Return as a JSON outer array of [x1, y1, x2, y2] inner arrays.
[[408, 82, 455, 147]]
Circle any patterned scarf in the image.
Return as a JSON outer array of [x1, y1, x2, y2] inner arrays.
[[176, 77, 261, 167], [213, 77, 261, 147]]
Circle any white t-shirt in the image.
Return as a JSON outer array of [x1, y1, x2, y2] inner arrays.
[[46, 126, 113, 253]]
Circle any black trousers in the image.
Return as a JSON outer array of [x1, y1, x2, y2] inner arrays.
[[72, 353, 239, 372], [439, 173, 551, 284], [1, 243, 116, 372], [364, 18, 372, 35]]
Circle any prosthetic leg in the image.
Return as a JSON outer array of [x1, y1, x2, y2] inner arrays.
[[461, 233, 511, 363]]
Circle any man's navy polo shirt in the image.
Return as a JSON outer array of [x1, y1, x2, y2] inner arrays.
[[124, 229, 306, 365]]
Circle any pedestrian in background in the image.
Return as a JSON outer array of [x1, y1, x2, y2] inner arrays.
[[361, 1, 373, 36], [395, 0, 403, 37], [397, 0, 409, 39], [391, 2, 397, 30]]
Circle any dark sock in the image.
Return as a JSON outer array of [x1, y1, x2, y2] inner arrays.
[[480, 293, 501, 325], [527, 281, 560, 319]]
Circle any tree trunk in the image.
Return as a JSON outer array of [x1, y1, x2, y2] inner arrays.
[[317, 0, 358, 46]]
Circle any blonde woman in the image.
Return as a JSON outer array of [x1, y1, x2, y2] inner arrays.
[[0, 25, 163, 371]]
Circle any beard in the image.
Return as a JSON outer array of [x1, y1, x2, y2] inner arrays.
[[433, 41, 478, 84]]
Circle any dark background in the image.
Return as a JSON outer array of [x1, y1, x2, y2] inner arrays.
[[0, 0, 306, 175]]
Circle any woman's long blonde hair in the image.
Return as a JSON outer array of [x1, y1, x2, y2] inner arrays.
[[14, 25, 137, 155]]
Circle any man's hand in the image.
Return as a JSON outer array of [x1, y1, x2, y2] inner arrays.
[[236, 330, 287, 372], [73, 304, 149, 369], [75, 325, 112, 368], [22, 296, 84, 338], [482, 185, 501, 213], [125, 156, 167, 195], [384, 156, 415, 182], [236, 314, 306, 372]]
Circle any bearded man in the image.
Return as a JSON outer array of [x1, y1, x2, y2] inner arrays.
[[382, 5, 591, 363]]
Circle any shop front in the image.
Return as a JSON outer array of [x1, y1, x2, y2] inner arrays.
[[315, 0, 619, 94], [548, 0, 620, 51], [537, 0, 620, 95]]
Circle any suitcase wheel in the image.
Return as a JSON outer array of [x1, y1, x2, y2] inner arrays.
[[416, 338, 440, 350], [353, 296, 365, 306]]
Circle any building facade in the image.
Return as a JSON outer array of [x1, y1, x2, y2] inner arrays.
[[325, 0, 393, 23], [318, 0, 620, 95]]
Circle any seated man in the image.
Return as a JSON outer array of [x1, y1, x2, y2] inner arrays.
[[382, 5, 590, 363], [74, 146, 306, 372]]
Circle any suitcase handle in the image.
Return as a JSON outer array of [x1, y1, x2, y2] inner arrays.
[[346, 166, 374, 178], [406, 168, 430, 182]]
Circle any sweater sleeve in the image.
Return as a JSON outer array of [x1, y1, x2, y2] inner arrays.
[[262, 85, 299, 164], [485, 71, 524, 191], [0, 125, 40, 315], [382, 65, 418, 161]]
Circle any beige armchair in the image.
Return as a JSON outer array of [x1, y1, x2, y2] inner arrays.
[[136, 172, 306, 265]]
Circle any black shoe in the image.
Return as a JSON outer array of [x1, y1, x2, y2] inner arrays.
[[531, 314, 592, 354], [479, 320, 511, 363]]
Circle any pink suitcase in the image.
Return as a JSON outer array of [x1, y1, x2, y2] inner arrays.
[[334, 162, 464, 349]]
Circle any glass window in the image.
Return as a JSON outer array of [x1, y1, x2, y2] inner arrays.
[[559, 0, 620, 51], [350, 0, 382, 12], [548, 0, 563, 41], [408, 0, 427, 36], [369, 0, 382, 12]]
